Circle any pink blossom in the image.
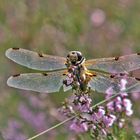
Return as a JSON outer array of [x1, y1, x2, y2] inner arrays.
[[105, 87, 113, 98], [123, 99, 133, 116], [70, 120, 88, 133], [93, 107, 105, 120], [114, 96, 122, 103], [2, 120, 27, 140], [74, 95, 92, 112], [123, 99, 132, 109], [116, 104, 122, 112], [120, 79, 127, 91], [103, 115, 116, 127], [107, 101, 114, 111], [125, 108, 133, 116], [90, 9, 106, 27], [120, 92, 128, 97], [65, 73, 74, 85]]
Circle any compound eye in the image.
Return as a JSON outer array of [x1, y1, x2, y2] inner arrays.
[[77, 52, 82, 61]]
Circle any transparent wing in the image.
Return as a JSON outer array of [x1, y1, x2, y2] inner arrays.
[[5, 48, 66, 71], [63, 84, 72, 92], [7, 71, 67, 93], [89, 72, 140, 94], [85, 53, 140, 73]]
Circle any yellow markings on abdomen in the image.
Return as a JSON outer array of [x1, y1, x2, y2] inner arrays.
[[85, 71, 97, 77], [85, 71, 97, 83]]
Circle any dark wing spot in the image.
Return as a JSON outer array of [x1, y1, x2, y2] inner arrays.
[[13, 74, 20, 77], [135, 77, 140, 81], [137, 53, 140, 55], [63, 80, 67, 85], [110, 74, 115, 78], [63, 73, 66, 76], [12, 48, 20, 50], [42, 73, 48, 76], [38, 53, 43, 57], [92, 74, 97, 77], [114, 56, 119, 61]]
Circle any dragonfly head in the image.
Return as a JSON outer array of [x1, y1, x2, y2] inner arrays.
[[66, 51, 85, 66]]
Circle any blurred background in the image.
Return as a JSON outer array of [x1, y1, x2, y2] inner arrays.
[[0, 0, 140, 139]]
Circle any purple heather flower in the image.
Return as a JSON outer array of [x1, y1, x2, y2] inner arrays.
[[115, 96, 122, 103], [60, 75, 133, 138], [103, 114, 116, 127], [116, 104, 122, 112], [74, 94, 92, 113], [18, 103, 47, 132], [107, 96, 122, 112], [70, 119, 88, 133], [59, 104, 74, 117], [105, 87, 114, 98], [2, 120, 27, 140], [66, 73, 74, 85], [125, 106, 133, 116], [106, 77, 133, 117], [122, 98, 133, 116], [31, 112, 47, 131], [107, 95, 133, 116], [120, 92, 128, 98], [123, 98, 132, 108], [120, 79, 127, 91], [92, 106, 105, 121], [8, 120, 22, 129], [114, 97, 123, 112], [107, 101, 114, 111]]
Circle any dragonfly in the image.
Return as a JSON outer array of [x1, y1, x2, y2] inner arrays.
[[5, 48, 140, 94]]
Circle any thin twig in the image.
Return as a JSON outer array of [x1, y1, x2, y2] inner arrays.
[[27, 116, 75, 140]]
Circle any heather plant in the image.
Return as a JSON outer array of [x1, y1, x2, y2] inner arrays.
[[59, 79, 133, 139], [25, 77, 138, 140]]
